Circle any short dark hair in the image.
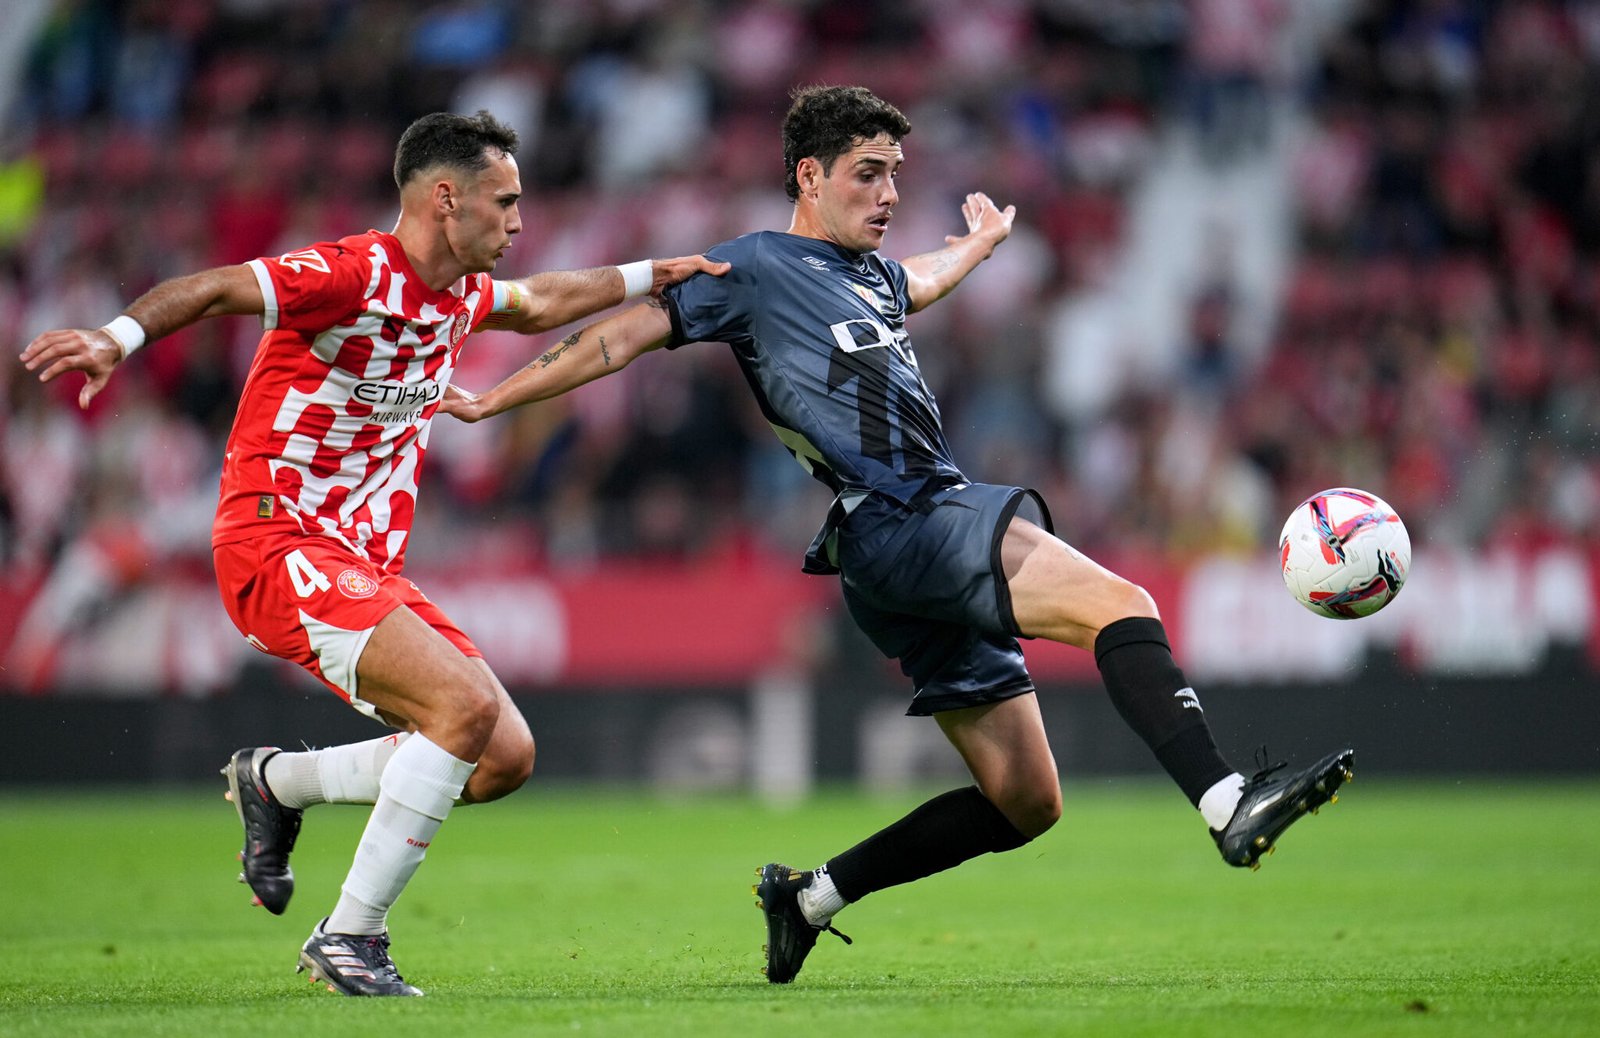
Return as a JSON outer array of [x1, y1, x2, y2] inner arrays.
[[782, 85, 912, 202], [393, 110, 519, 189]]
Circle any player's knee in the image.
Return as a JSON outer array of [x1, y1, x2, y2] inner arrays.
[[436, 669, 502, 754], [464, 685, 502, 744], [998, 779, 1063, 840], [467, 732, 534, 803], [1096, 577, 1159, 631], [1016, 784, 1063, 839], [1121, 579, 1160, 619]]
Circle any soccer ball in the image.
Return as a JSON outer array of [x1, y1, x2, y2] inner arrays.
[[1278, 488, 1411, 619]]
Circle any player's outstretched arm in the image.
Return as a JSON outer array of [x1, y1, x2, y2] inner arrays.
[[444, 301, 675, 423], [19, 264, 264, 409], [900, 191, 1015, 313], [483, 254, 729, 335]]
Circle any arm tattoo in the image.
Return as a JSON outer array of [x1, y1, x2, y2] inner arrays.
[[924, 249, 959, 274], [599, 335, 612, 366], [534, 331, 579, 369]]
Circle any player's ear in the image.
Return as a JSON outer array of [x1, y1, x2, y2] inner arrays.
[[432, 179, 457, 216], [797, 157, 821, 200]]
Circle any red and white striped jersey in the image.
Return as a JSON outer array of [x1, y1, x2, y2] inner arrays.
[[211, 230, 496, 574]]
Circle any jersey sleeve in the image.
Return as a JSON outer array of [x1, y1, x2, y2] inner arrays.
[[661, 237, 756, 349], [246, 242, 370, 334]]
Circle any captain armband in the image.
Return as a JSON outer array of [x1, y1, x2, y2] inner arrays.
[[491, 280, 525, 314], [480, 280, 527, 327]]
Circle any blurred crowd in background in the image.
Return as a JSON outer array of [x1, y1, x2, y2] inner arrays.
[[2, 0, 1598, 585]]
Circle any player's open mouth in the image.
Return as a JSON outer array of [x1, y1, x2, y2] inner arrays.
[[868, 215, 890, 231]]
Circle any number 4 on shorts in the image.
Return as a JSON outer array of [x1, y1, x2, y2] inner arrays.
[[285, 549, 332, 598]]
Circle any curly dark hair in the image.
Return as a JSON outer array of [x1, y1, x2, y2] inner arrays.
[[393, 110, 519, 188], [782, 85, 912, 202]]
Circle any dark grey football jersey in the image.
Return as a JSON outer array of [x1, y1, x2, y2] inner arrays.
[[663, 231, 966, 507]]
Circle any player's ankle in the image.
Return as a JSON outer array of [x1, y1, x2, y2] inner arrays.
[[1198, 773, 1245, 831], [326, 894, 387, 936], [798, 865, 847, 927], [264, 749, 326, 810]]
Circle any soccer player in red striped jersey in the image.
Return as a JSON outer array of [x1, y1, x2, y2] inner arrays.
[[20, 110, 726, 996]]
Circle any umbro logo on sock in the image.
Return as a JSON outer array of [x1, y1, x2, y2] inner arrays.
[[1174, 687, 1202, 711]]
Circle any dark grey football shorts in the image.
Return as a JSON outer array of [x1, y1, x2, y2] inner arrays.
[[833, 482, 1053, 716]]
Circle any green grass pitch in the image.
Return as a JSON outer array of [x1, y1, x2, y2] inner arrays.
[[2, 779, 1597, 1037]]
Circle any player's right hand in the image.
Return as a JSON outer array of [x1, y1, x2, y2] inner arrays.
[[20, 327, 123, 409], [648, 254, 731, 294], [439, 383, 486, 423]]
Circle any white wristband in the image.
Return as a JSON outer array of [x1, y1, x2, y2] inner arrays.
[[101, 314, 147, 359], [617, 260, 653, 300]]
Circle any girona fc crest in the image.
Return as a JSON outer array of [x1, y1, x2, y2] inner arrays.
[[450, 311, 471, 347], [336, 569, 379, 599]]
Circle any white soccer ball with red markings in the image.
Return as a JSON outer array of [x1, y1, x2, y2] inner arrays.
[[1278, 488, 1411, 619]]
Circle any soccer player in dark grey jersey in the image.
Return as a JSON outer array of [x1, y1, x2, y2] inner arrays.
[[444, 85, 1355, 984]]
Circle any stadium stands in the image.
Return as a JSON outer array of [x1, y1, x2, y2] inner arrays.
[[2, 0, 1595, 590]]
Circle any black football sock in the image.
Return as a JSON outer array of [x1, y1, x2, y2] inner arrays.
[[825, 786, 1031, 904], [1094, 616, 1235, 805]]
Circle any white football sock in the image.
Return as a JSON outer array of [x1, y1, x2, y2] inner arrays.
[[798, 864, 847, 926], [263, 733, 411, 809], [319, 733, 411, 803], [325, 734, 475, 936], [1199, 772, 1247, 831]]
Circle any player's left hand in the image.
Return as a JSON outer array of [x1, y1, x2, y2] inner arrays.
[[19, 327, 123, 409], [946, 192, 1015, 252], [648, 254, 731, 295]]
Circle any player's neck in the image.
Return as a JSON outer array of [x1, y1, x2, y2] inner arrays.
[[785, 212, 854, 255], [391, 216, 468, 292]]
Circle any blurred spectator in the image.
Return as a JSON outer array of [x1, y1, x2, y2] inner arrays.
[[1183, 0, 1286, 164]]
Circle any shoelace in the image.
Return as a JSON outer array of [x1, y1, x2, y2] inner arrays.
[[1246, 745, 1288, 786], [364, 936, 404, 975], [822, 923, 853, 946], [330, 933, 405, 981]]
